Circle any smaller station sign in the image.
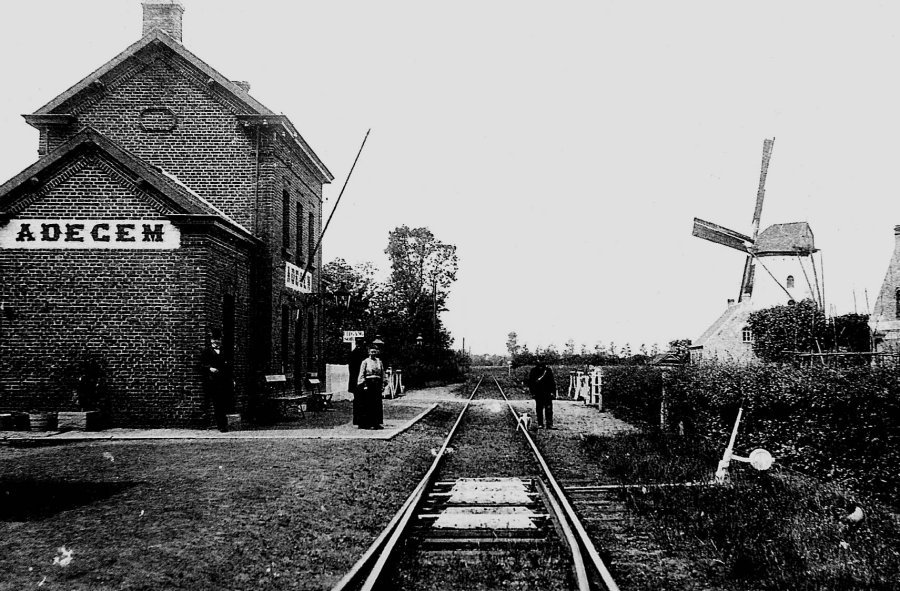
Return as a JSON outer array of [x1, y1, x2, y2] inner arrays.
[[343, 330, 365, 343]]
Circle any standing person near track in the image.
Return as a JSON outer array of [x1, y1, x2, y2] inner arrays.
[[347, 336, 367, 425], [527, 358, 556, 429], [199, 329, 231, 432], [356, 340, 385, 429]]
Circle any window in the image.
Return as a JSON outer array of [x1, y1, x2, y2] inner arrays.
[[281, 305, 291, 373], [281, 189, 291, 251], [742, 326, 753, 344], [306, 309, 315, 372], [895, 288, 900, 319], [307, 211, 315, 264], [296, 203, 303, 265], [786, 275, 795, 289]]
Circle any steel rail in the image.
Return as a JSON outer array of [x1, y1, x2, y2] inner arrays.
[[495, 377, 621, 591], [534, 476, 591, 591], [329, 376, 484, 591]]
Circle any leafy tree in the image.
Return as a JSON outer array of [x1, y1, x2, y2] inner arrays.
[[832, 313, 871, 352], [564, 339, 576, 357], [380, 225, 460, 382], [506, 332, 520, 357], [748, 299, 827, 362], [385, 225, 458, 320], [321, 258, 378, 363]]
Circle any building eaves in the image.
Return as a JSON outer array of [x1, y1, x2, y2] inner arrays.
[[236, 114, 334, 184]]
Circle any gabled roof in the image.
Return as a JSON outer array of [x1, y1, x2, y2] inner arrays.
[[753, 222, 816, 256], [694, 301, 748, 347], [26, 29, 333, 183], [0, 127, 256, 243], [32, 29, 274, 117]]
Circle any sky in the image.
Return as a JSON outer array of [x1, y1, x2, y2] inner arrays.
[[2, 1, 899, 355]]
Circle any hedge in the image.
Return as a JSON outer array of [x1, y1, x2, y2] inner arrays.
[[602, 363, 900, 505]]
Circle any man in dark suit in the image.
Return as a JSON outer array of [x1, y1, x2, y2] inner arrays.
[[527, 359, 557, 429], [200, 330, 231, 432]]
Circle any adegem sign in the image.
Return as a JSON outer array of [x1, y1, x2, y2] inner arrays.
[[0, 219, 181, 249]]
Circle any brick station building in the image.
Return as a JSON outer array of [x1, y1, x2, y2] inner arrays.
[[0, 1, 334, 427]]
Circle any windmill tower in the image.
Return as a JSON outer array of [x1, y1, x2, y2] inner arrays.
[[692, 138, 822, 311], [689, 139, 823, 362]]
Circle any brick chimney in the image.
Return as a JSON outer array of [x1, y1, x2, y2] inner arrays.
[[142, 0, 185, 42]]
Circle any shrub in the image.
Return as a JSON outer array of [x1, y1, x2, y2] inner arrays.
[[604, 363, 900, 505]]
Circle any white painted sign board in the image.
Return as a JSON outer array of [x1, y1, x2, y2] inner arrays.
[[0, 219, 180, 249], [284, 261, 312, 293]]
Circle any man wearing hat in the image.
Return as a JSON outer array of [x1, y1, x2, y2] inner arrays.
[[527, 357, 556, 429], [200, 329, 231, 432]]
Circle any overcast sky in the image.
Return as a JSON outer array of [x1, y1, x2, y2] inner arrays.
[[2, 1, 899, 355]]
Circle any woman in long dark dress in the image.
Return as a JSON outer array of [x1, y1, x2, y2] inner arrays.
[[347, 338, 367, 425], [356, 343, 385, 429]]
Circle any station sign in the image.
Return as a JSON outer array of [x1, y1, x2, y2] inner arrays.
[[343, 330, 365, 343], [284, 261, 312, 293], [0, 219, 180, 249]]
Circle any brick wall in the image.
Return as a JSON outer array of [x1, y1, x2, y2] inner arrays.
[[4, 36, 329, 424], [0, 152, 253, 427], [50, 49, 258, 230]]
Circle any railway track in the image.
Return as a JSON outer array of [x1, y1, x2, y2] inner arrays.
[[330, 376, 620, 591]]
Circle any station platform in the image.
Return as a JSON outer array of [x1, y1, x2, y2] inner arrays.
[[0, 396, 437, 443]]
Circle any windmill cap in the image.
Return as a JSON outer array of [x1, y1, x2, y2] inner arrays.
[[753, 222, 817, 256]]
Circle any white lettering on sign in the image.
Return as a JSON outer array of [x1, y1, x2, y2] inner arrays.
[[0, 219, 180, 249], [285, 261, 312, 293]]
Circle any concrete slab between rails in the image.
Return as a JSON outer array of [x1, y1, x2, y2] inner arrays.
[[0, 403, 438, 442]]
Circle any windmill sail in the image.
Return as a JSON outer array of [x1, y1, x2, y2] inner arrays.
[[739, 137, 775, 300], [751, 138, 775, 235], [692, 217, 752, 253]]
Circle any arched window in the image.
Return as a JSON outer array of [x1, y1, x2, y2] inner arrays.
[[742, 326, 753, 344], [786, 275, 795, 289]]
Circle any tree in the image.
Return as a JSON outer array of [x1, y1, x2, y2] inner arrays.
[[321, 258, 378, 363], [748, 302, 871, 362], [832, 313, 871, 352], [385, 225, 458, 320], [748, 299, 827, 362], [564, 339, 576, 357], [381, 225, 460, 382], [506, 332, 520, 357]]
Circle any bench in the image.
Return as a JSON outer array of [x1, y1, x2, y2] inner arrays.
[[265, 374, 308, 419], [304, 373, 333, 412]]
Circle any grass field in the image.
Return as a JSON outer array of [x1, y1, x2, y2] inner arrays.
[[0, 404, 461, 591]]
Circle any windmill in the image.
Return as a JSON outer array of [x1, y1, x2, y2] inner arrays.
[[692, 138, 822, 309]]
